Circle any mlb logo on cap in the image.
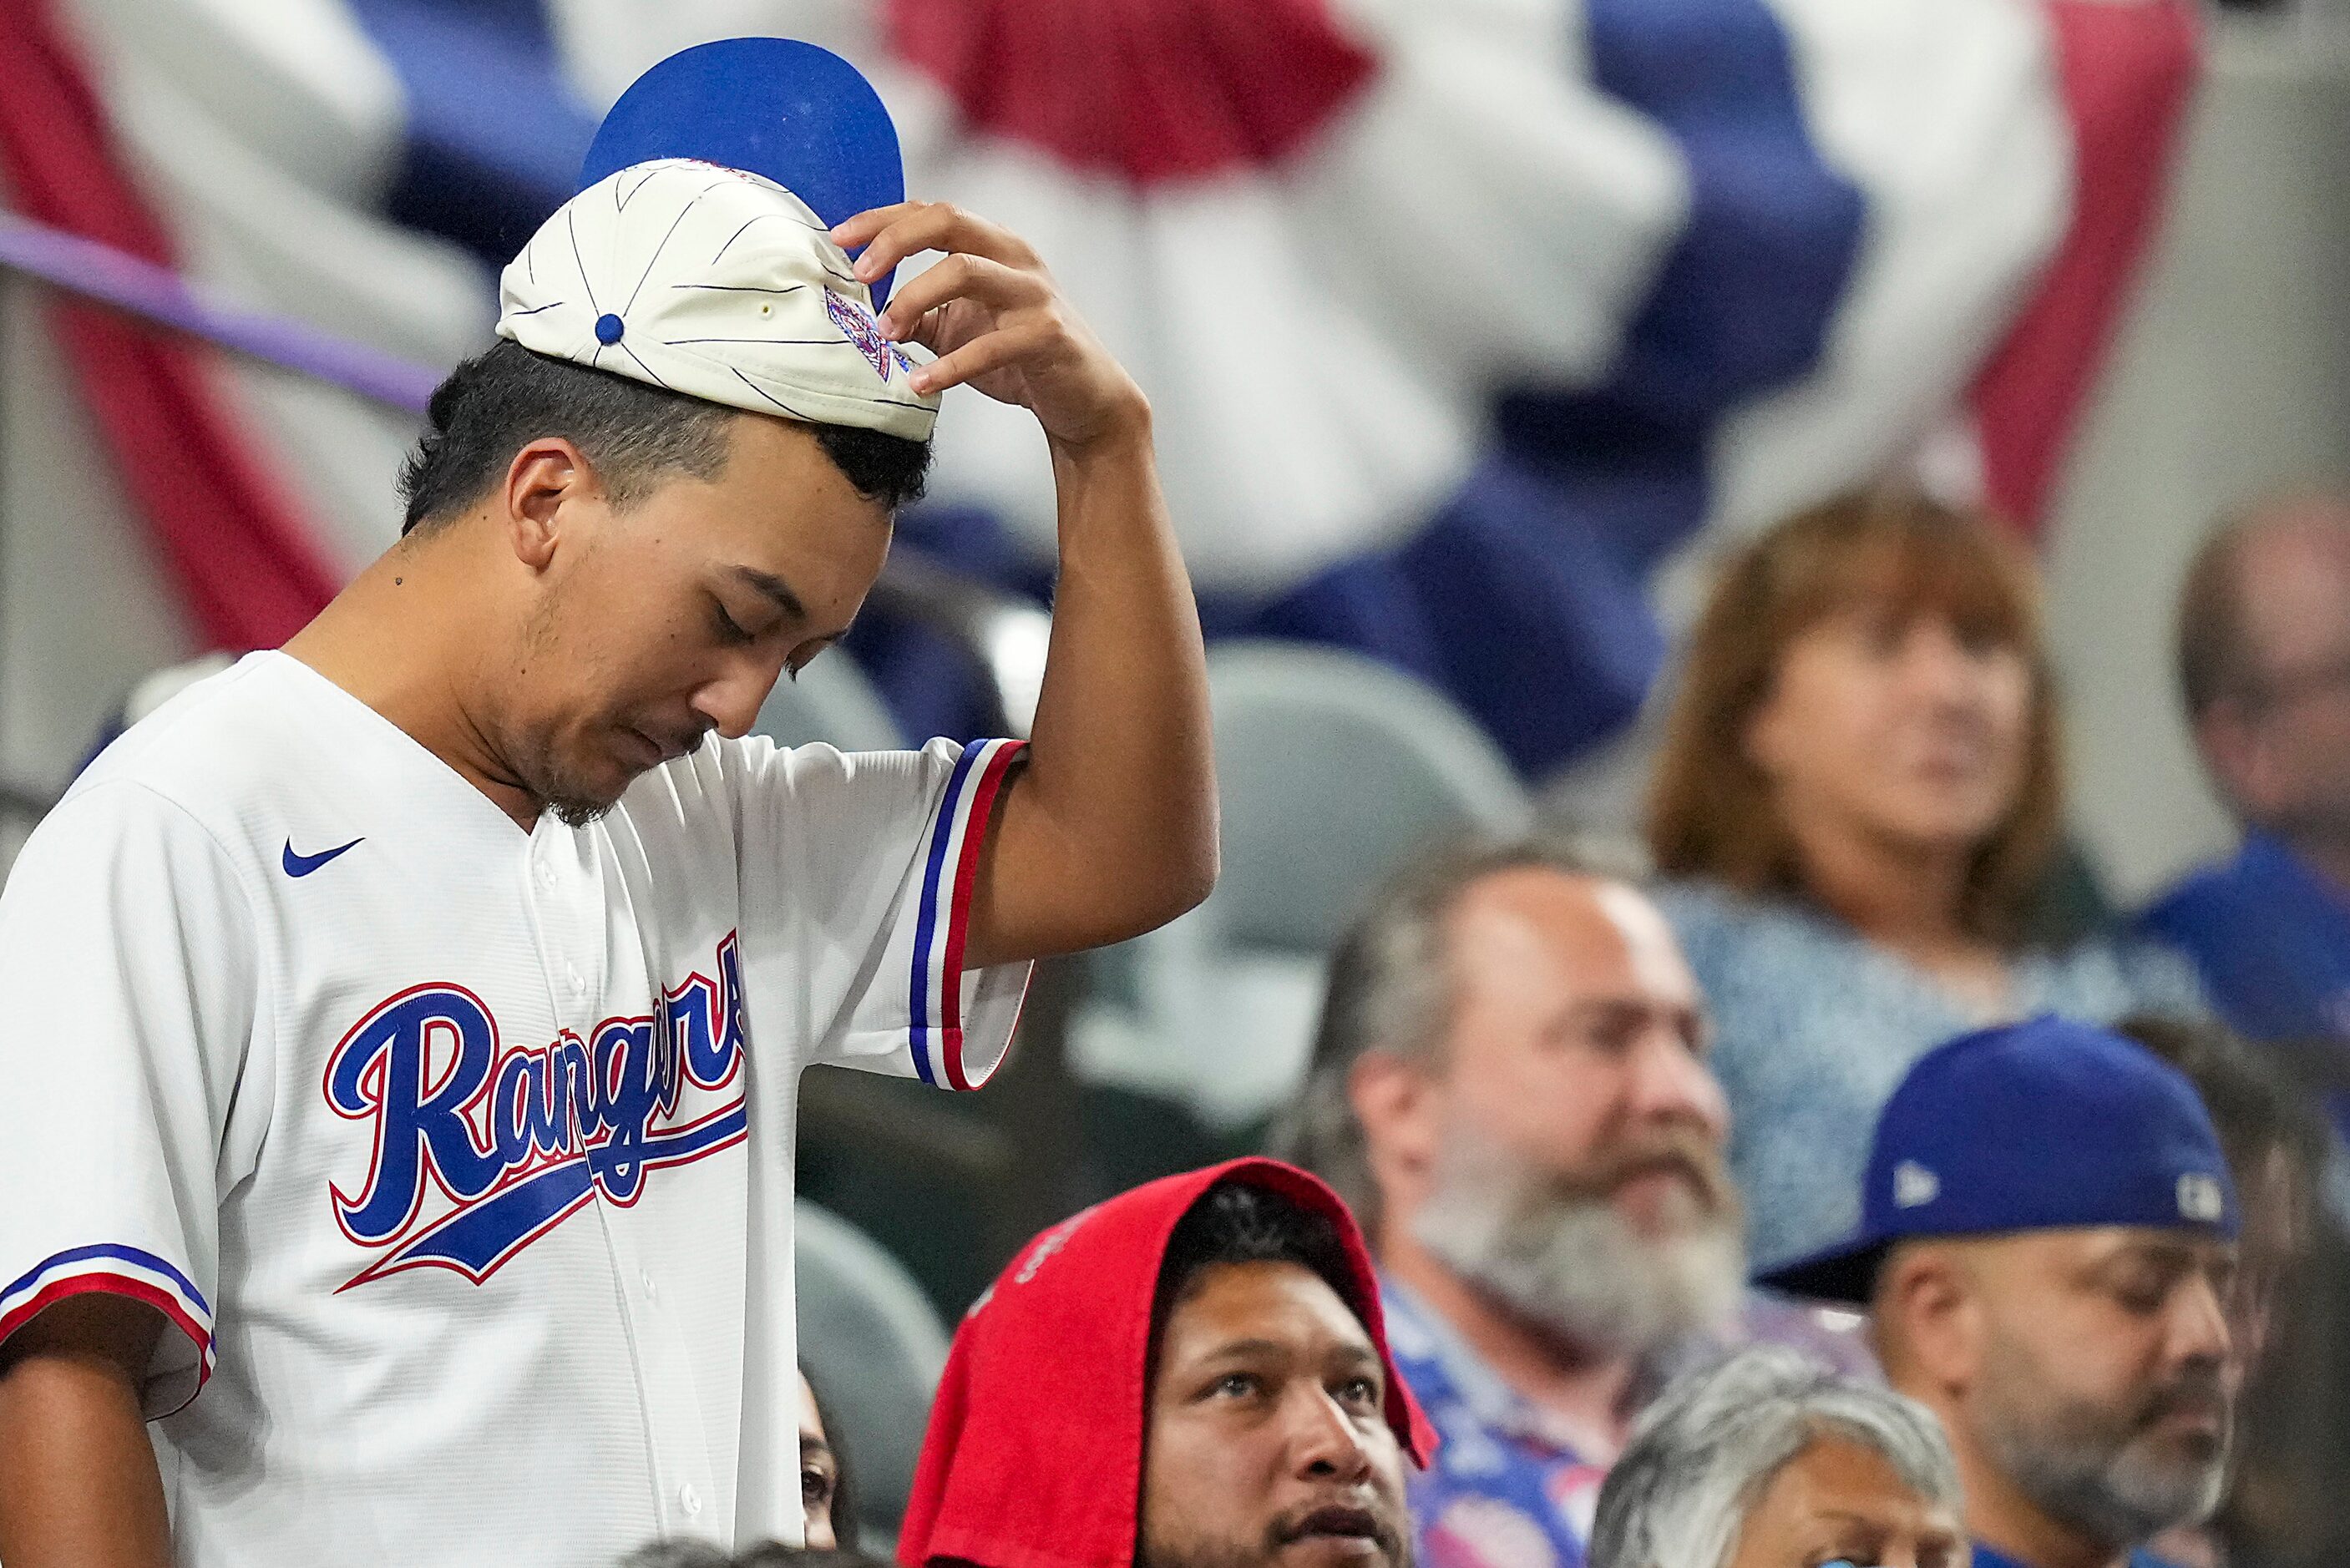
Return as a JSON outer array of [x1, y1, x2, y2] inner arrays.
[[1760, 1014, 2239, 1305]]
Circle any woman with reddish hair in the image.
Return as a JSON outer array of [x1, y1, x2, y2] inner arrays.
[[1645, 489, 2201, 1272]]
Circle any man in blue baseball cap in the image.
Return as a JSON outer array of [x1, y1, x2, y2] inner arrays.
[[1761, 1015, 2240, 1568]]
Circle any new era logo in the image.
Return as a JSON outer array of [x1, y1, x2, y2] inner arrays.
[[2178, 1172, 2226, 1223], [1892, 1160, 1940, 1209]]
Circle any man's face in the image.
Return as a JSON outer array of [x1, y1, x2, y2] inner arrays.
[[1963, 1227, 2236, 1550], [1391, 872, 1742, 1354], [501, 415, 891, 824], [1141, 1260, 1413, 1568], [798, 1368, 841, 1550], [2207, 513, 2350, 841]]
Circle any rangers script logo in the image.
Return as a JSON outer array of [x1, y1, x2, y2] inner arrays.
[[326, 935, 749, 1288]]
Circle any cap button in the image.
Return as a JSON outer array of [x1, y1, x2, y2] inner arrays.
[[594, 312, 625, 345]]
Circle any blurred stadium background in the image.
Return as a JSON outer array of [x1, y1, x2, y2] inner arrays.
[[4, 0, 2350, 1505]]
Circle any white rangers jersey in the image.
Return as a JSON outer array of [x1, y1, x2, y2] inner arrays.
[[0, 650, 1029, 1565]]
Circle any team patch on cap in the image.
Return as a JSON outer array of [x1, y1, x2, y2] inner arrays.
[[496, 159, 940, 442], [2177, 1171, 2226, 1224], [1892, 1160, 1939, 1209]]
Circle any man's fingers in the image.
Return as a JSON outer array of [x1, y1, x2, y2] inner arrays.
[[828, 202, 920, 251], [838, 202, 1040, 284], [877, 255, 1048, 340], [909, 320, 1059, 396]]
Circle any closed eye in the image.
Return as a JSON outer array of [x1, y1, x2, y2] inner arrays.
[[710, 599, 754, 646]]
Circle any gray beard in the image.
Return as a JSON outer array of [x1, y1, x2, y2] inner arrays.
[[1409, 1129, 1745, 1360], [1974, 1332, 2231, 1550]]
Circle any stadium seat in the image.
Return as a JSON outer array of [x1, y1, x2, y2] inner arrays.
[[793, 1198, 950, 1545], [1071, 640, 1532, 1127]]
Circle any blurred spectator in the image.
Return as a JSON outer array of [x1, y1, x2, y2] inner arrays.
[[797, 1366, 853, 1551], [616, 1545, 892, 1568], [1278, 833, 1869, 1568], [897, 1160, 1435, 1568], [1765, 1016, 2240, 1568], [1648, 488, 2202, 1272], [2143, 495, 2350, 1129], [1588, 1345, 1965, 1568], [2119, 1014, 2341, 1568], [2117, 1015, 2327, 1373]]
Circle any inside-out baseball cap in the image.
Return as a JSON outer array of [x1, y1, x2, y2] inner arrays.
[[1759, 1014, 2240, 1305], [496, 39, 939, 442]]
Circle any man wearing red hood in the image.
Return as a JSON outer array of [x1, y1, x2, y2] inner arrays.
[[899, 1159, 1437, 1568]]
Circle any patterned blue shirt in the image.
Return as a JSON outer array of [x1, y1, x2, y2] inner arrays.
[[1655, 880, 2206, 1272], [1381, 1278, 1878, 1568]]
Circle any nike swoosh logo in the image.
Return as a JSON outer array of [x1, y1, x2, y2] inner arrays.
[[282, 837, 364, 878]]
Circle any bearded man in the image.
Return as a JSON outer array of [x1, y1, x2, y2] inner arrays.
[[1764, 1016, 2241, 1568], [1278, 836, 1861, 1568]]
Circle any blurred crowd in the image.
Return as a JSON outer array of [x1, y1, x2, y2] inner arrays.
[[671, 484, 2350, 1568]]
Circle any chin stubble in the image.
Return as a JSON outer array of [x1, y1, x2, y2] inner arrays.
[[1974, 1340, 2231, 1550]]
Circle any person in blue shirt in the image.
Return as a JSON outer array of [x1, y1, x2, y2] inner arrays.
[[1763, 1017, 2241, 1568], [2144, 494, 2350, 1125]]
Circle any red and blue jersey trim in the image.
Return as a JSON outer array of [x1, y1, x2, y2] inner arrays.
[[0, 1242, 215, 1408], [908, 737, 1026, 1091]]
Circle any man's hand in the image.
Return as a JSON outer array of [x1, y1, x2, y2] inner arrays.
[[831, 203, 1147, 451], [831, 202, 1218, 967], [0, 1293, 173, 1568]]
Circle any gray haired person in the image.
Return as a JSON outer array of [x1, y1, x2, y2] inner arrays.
[[1590, 1346, 1968, 1568]]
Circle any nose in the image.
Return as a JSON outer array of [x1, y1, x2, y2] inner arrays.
[[1626, 1028, 1730, 1142], [2168, 1268, 2233, 1372], [1288, 1388, 1375, 1485], [1898, 618, 1989, 704], [692, 650, 787, 741]]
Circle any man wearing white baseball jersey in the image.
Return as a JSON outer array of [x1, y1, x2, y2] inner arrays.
[[0, 158, 1213, 1567]]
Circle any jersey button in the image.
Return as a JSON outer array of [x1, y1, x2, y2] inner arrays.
[[567, 965, 587, 997], [679, 1483, 702, 1516], [641, 1271, 657, 1300]]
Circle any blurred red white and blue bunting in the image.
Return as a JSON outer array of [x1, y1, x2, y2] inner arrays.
[[5, 0, 2198, 775]]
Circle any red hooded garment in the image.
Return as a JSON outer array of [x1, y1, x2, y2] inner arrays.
[[897, 1158, 1438, 1568]]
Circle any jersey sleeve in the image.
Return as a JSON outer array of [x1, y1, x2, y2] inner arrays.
[[728, 736, 1031, 1091], [0, 781, 258, 1417]]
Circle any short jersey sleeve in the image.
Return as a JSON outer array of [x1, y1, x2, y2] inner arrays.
[[726, 736, 1031, 1091], [0, 781, 258, 1416]]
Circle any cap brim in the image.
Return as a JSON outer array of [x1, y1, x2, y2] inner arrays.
[[1753, 1237, 1892, 1307]]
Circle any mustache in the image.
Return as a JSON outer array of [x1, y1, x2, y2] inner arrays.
[[1545, 1128, 1737, 1214], [1268, 1502, 1409, 1563], [2133, 1364, 2230, 1433]]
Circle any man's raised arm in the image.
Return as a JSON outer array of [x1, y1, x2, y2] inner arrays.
[[0, 1295, 173, 1568], [833, 202, 1218, 968]]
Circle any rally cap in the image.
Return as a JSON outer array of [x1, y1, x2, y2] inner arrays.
[[1759, 1014, 2239, 1305], [497, 158, 939, 441]]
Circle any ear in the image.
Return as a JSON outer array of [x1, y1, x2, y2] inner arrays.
[[1349, 1051, 1443, 1235], [2196, 697, 2278, 821], [1876, 1243, 1982, 1401], [501, 438, 596, 573]]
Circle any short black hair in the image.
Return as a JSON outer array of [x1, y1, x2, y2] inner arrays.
[[1150, 1181, 1363, 1359], [397, 339, 932, 534]]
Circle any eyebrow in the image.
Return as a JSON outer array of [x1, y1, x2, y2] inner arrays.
[[732, 565, 809, 624]]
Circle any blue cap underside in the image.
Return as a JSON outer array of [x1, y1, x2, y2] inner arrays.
[[582, 38, 907, 308]]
